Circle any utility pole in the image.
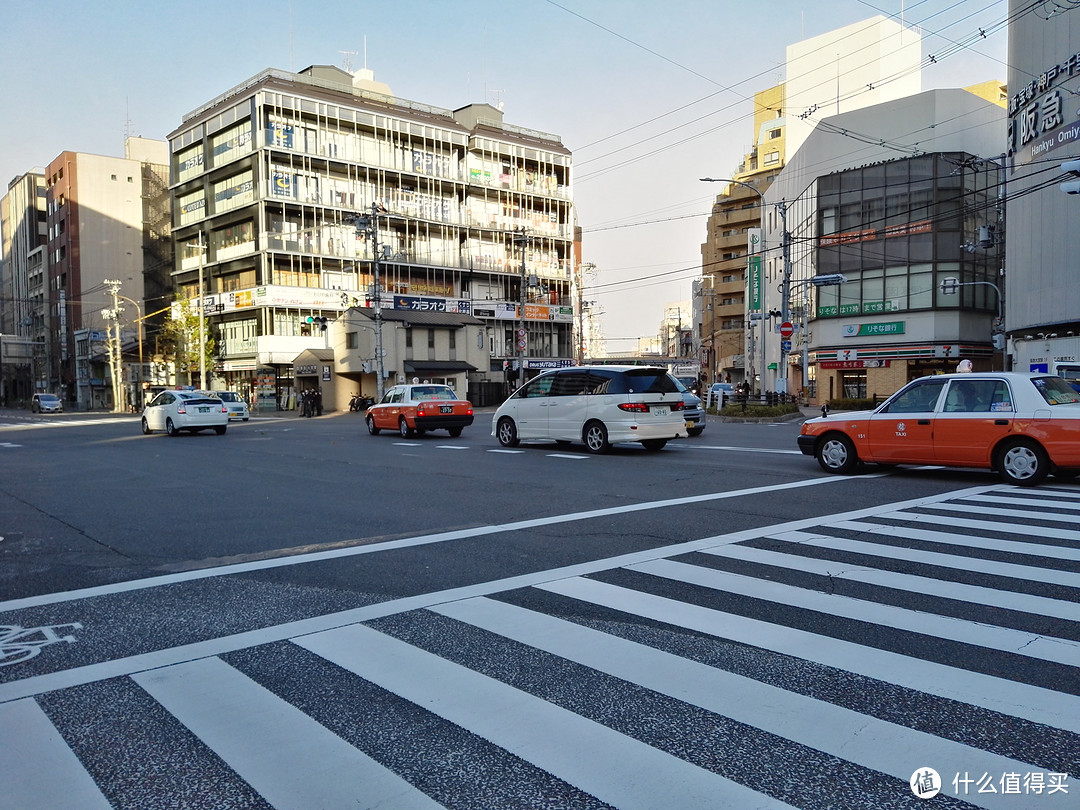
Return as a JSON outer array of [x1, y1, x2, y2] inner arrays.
[[513, 229, 532, 383], [776, 201, 792, 395], [576, 262, 595, 365], [350, 203, 388, 401], [197, 231, 207, 390], [104, 279, 124, 412]]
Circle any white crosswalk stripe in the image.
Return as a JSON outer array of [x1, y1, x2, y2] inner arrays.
[[1, 484, 1077, 808]]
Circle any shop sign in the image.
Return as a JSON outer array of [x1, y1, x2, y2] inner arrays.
[[842, 321, 905, 337], [1009, 50, 1080, 164], [819, 360, 891, 369], [296, 364, 317, 375], [748, 255, 762, 311]]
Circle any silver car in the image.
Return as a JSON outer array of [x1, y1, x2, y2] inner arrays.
[[31, 393, 63, 414], [141, 390, 229, 436], [207, 390, 250, 421]]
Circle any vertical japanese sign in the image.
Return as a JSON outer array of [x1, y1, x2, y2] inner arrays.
[[748, 255, 762, 312]]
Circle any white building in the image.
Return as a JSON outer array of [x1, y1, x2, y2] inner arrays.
[[1004, 0, 1080, 385], [759, 87, 1006, 401]]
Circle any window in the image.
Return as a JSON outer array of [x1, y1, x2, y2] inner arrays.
[[768, 128, 781, 139], [346, 332, 358, 350], [882, 379, 946, 413], [764, 151, 780, 166], [110, 174, 117, 181]]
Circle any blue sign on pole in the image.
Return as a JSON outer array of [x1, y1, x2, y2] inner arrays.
[[781, 340, 792, 352]]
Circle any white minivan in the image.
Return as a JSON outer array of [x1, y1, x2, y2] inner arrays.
[[491, 365, 688, 453]]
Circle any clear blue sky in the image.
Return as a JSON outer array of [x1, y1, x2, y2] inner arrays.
[[1, 0, 1009, 350]]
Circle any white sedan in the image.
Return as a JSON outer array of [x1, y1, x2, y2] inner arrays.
[[141, 390, 229, 436]]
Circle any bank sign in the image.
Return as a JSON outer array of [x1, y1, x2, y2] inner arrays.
[[748, 255, 762, 312], [1009, 50, 1080, 164], [842, 321, 905, 337]]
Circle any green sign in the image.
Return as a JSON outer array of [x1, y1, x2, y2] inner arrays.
[[842, 321, 905, 337], [748, 255, 762, 311]]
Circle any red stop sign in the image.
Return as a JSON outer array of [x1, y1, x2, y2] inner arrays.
[[780, 321, 794, 338]]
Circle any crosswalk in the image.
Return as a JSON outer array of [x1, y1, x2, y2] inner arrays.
[[2, 484, 1078, 808]]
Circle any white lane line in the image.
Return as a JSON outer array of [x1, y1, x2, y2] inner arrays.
[[546, 453, 589, 459], [883, 510, 1080, 542], [690, 445, 804, 455], [700, 542, 1080, 623], [830, 520, 1080, 564], [435, 445, 469, 450], [487, 449, 525, 454], [629, 559, 1080, 667], [537, 577, 1080, 735], [962, 493, 1080, 511], [133, 657, 441, 810], [297, 623, 797, 810], [0, 698, 112, 810], [393, 442, 422, 447], [920, 501, 1080, 523], [0, 475, 863, 614], [433, 597, 1046, 810], [773, 529, 1080, 590], [0, 483, 1004, 703]]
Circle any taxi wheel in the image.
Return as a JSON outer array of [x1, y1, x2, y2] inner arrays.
[[998, 439, 1049, 486], [816, 433, 858, 474], [366, 415, 380, 435], [141, 417, 152, 435], [584, 421, 611, 454], [496, 417, 519, 447], [166, 418, 180, 437], [399, 418, 414, 438], [448, 427, 463, 437]]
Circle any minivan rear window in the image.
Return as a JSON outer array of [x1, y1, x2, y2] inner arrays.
[[601, 369, 680, 395]]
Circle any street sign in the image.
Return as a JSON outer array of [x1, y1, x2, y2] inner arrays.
[[781, 340, 792, 352], [780, 321, 794, 339]]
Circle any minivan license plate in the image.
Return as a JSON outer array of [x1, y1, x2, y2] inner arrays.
[[198, 406, 209, 413], [653, 406, 669, 416]]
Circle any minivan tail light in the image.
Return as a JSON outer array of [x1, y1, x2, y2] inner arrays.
[[618, 403, 650, 413], [670, 400, 684, 411]]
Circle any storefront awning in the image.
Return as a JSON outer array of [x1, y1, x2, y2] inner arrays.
[[403, 360, 477, 374]]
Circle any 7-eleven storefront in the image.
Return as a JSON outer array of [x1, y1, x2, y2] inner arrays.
[[811, 343, 996, 403]]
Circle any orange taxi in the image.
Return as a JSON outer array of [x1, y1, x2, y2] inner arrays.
[[365, 383, 474, 438], [798, 371, 1080, 485]]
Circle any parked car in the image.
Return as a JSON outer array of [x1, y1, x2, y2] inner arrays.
[[491, 365, 688, 453], [141, 390, 229, 436], [206, 390, 249, 421], [674, 378, 705, 436], [797, 371, 1080, 485], [709, 382, 736, 409], [31, 393, 63, 414], [366, 384, 474, 438]]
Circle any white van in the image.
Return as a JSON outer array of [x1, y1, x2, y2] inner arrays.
[[491, 365, 688, 453]]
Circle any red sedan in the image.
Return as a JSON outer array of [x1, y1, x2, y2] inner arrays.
[[365, 384, 474, 438]]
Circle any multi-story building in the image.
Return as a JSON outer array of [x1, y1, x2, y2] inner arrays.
[[0, 171, 47, 405], [43, 137, 171, 409], [760, 87, 1006, 402], [1004, 0, 1080, 385], [167, 65, 574, 410], [700, 17, 925, 391]]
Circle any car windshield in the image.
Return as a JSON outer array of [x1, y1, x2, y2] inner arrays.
[[1032, 376, 1080, 405], [38, 395, 59, 402], [217, 392, 241, 402]]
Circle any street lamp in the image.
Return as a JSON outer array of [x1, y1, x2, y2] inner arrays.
[[791, 273, 848, 396], [940, 276, 1005, 370]]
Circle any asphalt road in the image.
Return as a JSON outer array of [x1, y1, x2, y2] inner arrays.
[[1, 408, 1077, 809]]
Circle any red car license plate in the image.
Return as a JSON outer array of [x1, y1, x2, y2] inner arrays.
[[440, 405, 453, 413]]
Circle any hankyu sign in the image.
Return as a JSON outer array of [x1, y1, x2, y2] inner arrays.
[[1009, 50, 1080, 164]]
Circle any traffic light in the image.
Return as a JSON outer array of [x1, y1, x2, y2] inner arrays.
[[305, 316, 328, 331]]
